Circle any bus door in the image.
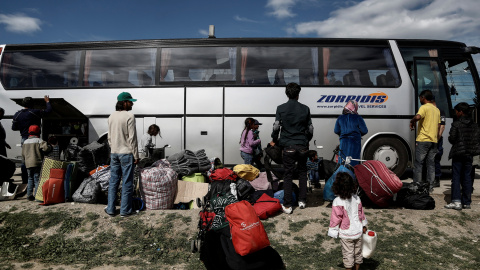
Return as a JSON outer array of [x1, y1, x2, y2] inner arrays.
[[413, 57, 452, 166]]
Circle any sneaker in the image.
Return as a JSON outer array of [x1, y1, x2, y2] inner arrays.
[[104, 207, 115, 217], [27, 195, 35, 201], [444, 202, 462, 210], [281, 205, 292, 214], [298, 201, 306, 209], [463, 205, 471, 209], [120, 211, 137, 218]]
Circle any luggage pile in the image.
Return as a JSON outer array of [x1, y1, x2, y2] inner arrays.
[[193, 164, 285, 270]]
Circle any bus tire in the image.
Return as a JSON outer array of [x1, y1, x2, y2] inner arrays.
[[364, 137, 408, 177]]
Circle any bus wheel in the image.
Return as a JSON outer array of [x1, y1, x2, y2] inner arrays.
[[364, 138, 408, 177]]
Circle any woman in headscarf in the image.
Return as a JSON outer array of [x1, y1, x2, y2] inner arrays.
[[334, 100, 368, 166]]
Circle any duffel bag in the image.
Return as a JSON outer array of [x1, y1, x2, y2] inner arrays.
[[225, 200, 270, 256], [253, 193, 281, 220], [210, 168, 238, 181]]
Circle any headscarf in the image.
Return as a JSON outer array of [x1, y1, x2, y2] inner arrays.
[[343, 100, 358, 115]]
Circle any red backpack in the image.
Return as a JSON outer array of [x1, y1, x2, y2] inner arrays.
[[210, 168, 238, 181], [225, 200, 270, 256], [40, 168, 66, 205]]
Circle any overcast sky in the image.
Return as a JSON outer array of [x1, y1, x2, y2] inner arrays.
[[1, 0, 479, 65]]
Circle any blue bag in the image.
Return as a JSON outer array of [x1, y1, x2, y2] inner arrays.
[[323, 165, 355, 201], [274, 190, 297, 205]]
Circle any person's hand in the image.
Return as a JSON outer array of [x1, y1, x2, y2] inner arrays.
[[6, 143, 11, 149], [409, 121, 415, 130], [44, 95, 50, 102], [269, 141, 275, 146], [134, 159, 139, 164]]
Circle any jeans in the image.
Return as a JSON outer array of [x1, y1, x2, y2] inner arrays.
[[240, 151, 253, 165], [434, 137, 443, 178], [106, 153, 135, 216], [27, 166, 41, 197], [282, 145, 308, 207], [413, 141, 437, 188], [21, 138, 28, 184], [451, 156, 473, 206], [308, 170, 319, 184]]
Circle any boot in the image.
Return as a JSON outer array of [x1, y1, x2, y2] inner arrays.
[[433, 176, 440, 188]]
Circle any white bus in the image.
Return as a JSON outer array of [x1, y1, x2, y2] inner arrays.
[[0, 38, 478, 176]]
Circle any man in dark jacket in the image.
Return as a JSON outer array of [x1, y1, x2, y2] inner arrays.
[[270, 83, 313, 214], [12, 96, 52, 183], [445, 102, 480, 210], [0, 107, 11, 157]]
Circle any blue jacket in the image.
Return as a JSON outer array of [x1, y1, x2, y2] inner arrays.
[[12, 103, 52, 139]]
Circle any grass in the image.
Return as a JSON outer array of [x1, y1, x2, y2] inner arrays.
[[0, 206, 479, 269]]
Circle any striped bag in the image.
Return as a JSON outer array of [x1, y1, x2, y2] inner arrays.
[[35, 158, 68, 201]]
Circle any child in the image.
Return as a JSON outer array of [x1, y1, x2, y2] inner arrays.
[[445, 102, 480, 210], [22, 125, 51, 201], [307, 150, 321, 189], [328, 172, 368, 270], [46, 136, 60, 160], [239, 118, 261, 165]]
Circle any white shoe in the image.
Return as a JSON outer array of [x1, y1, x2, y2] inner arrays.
[[282, 205, 292, 214], [444, 202, 462, 210], [298, 201, 306, 209]]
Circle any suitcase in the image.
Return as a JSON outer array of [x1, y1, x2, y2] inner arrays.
[[354, 160, 403, 207]]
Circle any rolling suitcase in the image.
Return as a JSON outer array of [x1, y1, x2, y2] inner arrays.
[[353, 160, 403, 207]]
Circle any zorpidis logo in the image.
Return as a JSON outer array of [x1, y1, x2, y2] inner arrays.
[[317, 92, 389, 109]]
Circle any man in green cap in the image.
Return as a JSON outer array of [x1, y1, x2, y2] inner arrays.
[[105, 92, 139, 217]]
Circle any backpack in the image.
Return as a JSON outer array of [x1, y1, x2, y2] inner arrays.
[[40, 168, 66, 205], [225, 200, 270, 256], [233, 164, 259, 181]]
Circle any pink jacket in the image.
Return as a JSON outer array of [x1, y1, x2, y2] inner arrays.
[[239, 129, 261, 154], [328, 194, 368, 239]]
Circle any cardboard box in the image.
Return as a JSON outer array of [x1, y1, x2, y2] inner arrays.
[[174, 180, 209, 209]]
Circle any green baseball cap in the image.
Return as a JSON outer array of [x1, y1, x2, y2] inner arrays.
[[117, 92, 137, 102]]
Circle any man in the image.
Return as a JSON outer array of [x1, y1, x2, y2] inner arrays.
[[105, 92, 139, 217], [0, 107, 11, 157], [271, 82, 314, 214], [12, 96, 52, 183], [432, 97, 446, 188], [409, 90, 441, 192]]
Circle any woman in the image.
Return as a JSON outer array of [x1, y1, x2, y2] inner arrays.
[[239, 118, 261, 165], [334, 100, 368, 166], [139, 124, 161, 158]]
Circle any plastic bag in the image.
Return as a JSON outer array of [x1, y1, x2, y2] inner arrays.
[[323, 165, 355, 201]]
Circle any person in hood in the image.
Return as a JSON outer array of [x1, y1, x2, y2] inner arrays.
[[444, 102, 480, 210]]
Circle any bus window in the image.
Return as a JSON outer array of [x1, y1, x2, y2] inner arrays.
[[445, 59, 476, 107], [159, 47, 236, 82], [0, 50, 81, 89], [83, 48, 156, 87], [323, 47, 400, 87], [414, 58, 451, 118], [240, 47, 318, 86]]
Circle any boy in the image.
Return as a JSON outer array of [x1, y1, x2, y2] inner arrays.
[[22, 125, 51, 200], [445, 102, 480, 210], [307, 150, 321, 189]]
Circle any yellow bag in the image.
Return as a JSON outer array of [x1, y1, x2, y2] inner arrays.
[[233, 164, 259, 181]]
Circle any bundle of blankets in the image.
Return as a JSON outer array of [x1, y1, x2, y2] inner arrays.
[[167, 149, 211, 177]]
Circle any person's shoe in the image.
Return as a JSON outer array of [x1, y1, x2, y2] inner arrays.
[[433, 177, 440, 188], [104, 207, 115, 217], [120, 211, 137, 218], [298, 201, 306, 209], [463, 205, 471, 209], [444, 202, 462, 210], [27, 195, 35, 201], [281, 205, 292, 214], [314, 183, 321, 189]]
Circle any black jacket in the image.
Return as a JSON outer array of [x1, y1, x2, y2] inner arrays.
[[448, 116, 480, 159], [271, 99, 313, 147]]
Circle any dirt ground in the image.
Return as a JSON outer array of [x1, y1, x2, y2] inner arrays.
[[1, 169, 479, 269]]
